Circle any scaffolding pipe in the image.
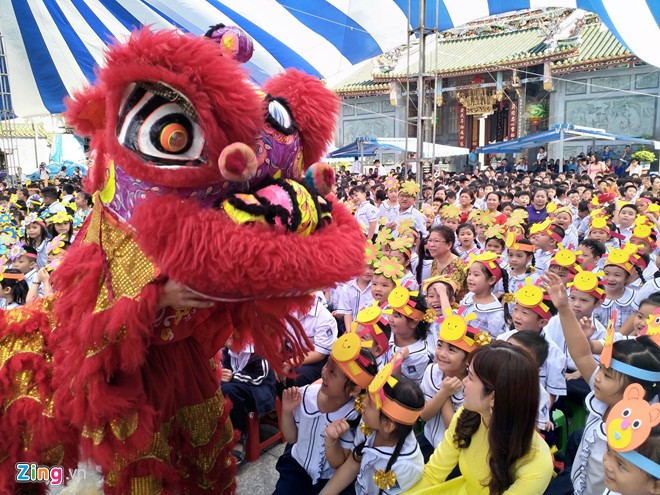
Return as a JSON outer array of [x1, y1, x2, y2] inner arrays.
[[415, 0, 426, 197]]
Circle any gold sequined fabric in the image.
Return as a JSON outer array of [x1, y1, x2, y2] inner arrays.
[[0, 332, 45, 371], [175, 393, 224, 448], [82, 202, 158, 313]]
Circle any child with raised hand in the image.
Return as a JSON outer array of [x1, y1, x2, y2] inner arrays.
[[529, 219, 565, 276], [418, 308, 491, 461], [455, 223, 480, 262], [603, 385, 660, 495], [594, 247, 638, 332], [320, 354, 425, 495], [460, 252, 509, 338], [422, 276, 457, 350], [274, 335, 378, 495], [542, 270, 660, 495], [383, 286, 435, 385], [499, 281, 566, 406]]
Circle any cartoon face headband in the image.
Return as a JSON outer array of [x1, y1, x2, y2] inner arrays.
[[331, 333, 376, 389], [604, 248, 635, 274], [567, 268, 606, 301], [601, 309, 660, 382], [385, 286, 436, 323], [373, 256, 404, 282], [530, 218, 563, 243], [368, 353, 423, 425], [639, 308, 660, 346], [467, 252, 503, 283], [606, 384, 660, 479], [515, 279, 553, 320], [437, 307, 491, 353], [352, 303, 391, 353], [630, 223, 656, 249], [505, 232, 535, 253], [550, 244, 582, 273]]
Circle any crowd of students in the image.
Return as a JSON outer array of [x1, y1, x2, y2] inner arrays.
[[222, 162, 660, 495], [0, 178, 92, 311]]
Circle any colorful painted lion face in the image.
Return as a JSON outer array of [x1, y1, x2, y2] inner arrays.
[[65, 27, 364, 300]]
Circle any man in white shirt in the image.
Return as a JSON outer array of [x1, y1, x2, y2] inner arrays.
[[373, 159, 387, 176], [350, 157, 362, 175]]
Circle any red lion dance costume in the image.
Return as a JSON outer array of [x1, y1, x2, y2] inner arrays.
[[0, 25, 364, 494]]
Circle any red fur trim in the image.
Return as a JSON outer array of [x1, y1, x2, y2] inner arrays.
[[263, 70, 339, 167], [66, 29, 264, 191], [63, 84, 107, 136], [131, 194, 365, 300]]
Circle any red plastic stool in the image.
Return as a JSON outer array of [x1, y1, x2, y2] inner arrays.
[[245, 396, 284, 462]]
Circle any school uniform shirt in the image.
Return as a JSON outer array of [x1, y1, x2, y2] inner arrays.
[[578, 215, 590, 238], [538, 381, 551, 430], [410, 253, 420, 278], [379, 202, 400, 225], [292, 383, 359, 485], [632, 276, 660, 310], [353, 425, 424, 495], [459, 292, 506, 338], [35, 239, 48, 269], [222, 345, 276, 417], [385, 336, 432, 385], [355, 201, 380, 236], [457, 246, 480, 262], [604, 238, 621, 250], [336, 279, 375, 320], [593, 287, 636, 333], [294, 295, 338, 355], [46, 201, 67, 215], [425, 322, 440, 354], [562, 225, 579, 250], [400, 271, 419, 291], [420, 363, 464, 448], [617, 225, 634, 243], [642, 257, 657, 283], [571, 370, 608, 495], [6, 302, 20, 309], [394, 206, 427, 237], [544, 314, 606, 371], [533, 249, 555, 277], [498, 329, 567, 397]]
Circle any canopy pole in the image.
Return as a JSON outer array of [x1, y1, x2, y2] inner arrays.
[[415, 0, 426, 201]]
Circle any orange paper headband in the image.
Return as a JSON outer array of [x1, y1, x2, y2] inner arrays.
[[0, 272, 25, 281], [352, 304, 391, 353], [437, 307, 491, 353], [603, 248, 635, 274], [368, 352, 423, 425], [331, 334, 376, 389], [385, 286, 436, 323], [505, 232, 535, 253]]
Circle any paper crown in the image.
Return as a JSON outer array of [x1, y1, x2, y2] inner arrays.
[[352, 303, 391, 353], [384, 176, 399, 191], [507, 209, 528, 227], [505, 232, 535, 252], [515, 278, 554, 320], [0, 213, 12, 226], [423, 275, 459, 295], [47, 211, 73, 225], [365, 240, 381, 266], [603, 248, 635, 274], [467, 252, 503, 283], [551, 206, 573, 219], [437, 307, 491, 353], [421, 203, 435, 218], [385, 286, 436, 323], [331, 333, 376, 389], [484, 224, 505, 241], [639, 308, 660, 347], [470, 210, 496, 227], [566, 267, 606, 300], [530, 218, 563, 243], [397, 218, 415, 234], [375, 227, 394, 247], [602, 308, 660, 382], [46, 235, 66, 255], [7, 242, 24, 262], [374, 256, 404, 281], [440, 204, 461, 220], [630, 222, 657, 249], [400, 180, 420, 197], [390, 235, 413, 257], [550, 244, 581, 273], [368, 352, 423, 425], [606, 384, 660, 479], [22, 213, 45, 228]]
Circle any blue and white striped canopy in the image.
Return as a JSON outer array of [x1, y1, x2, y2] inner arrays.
[[1, 0, 659, 117]]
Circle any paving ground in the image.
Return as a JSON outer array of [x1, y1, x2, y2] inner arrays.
[[236, 442, 285, 495]]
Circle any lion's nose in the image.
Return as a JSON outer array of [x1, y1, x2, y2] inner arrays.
[[218, 142, 258, 182]]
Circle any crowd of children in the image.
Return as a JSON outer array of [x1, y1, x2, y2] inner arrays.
[[0, 179, 89, 310], [225, 166, 660, 495]]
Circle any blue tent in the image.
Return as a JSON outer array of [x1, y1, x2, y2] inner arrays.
[[1, 1, 659, 117], [328, 139, 405, 158], [476, 124, 660, 154], [26, 161, 88, 182]]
